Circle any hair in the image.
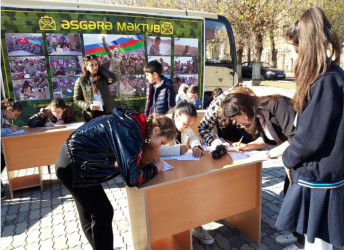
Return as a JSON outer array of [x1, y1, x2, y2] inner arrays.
[[140, 143, 160, 166], [211, 88, 223, 98], [144, 60, 163, 76], [186, 85, 199, 95], [285, 7, 341, 113], [145, 113, 176, 140], [219, 93, 280, 136], [1, 98, 23, 112], [169, 100, 197, 118], [21, 81, 31, 93], [229, 84, 255, 96], [82, 55, 101, 93], [48, 98, 66, 110], [155, 36, 161, 41]]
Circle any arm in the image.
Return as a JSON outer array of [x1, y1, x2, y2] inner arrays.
[[102, 37, 112, 58], [167, 86, 176, 110], [283, 79, 340, 168], [195, 97, 203, 110], [73, 77, 90, 111], [1, 128, 12, 136], [98, 65, 116, 85], [187, 128, 202, 149], [233, 136, 268, 151], [27, 111, 47, 127]]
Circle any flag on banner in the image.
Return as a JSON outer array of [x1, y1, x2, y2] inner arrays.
[[28, 39, 42, 47], [17, 38, 29, 44], [85, 36, 144, 55]]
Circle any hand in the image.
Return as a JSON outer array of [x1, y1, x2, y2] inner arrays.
[[211, 139, 223, 150], [154, 159, 164, 172], [10, 125, 18, 132], [180, 144, 188, 155], [55, 119, 64, 125], [284, 166, 292, 183], [45, 121, 55, 127], [90, 104, 101, 111], [232, 142, 251, 151], [192, 147, 203, 158]]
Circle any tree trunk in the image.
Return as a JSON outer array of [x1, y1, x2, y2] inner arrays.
[[252, 33, 263, 80], [237, 47, 243, 79], [270, 34, 277, 67]]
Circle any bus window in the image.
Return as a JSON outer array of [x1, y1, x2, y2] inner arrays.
[[205, 17, 235, 66]]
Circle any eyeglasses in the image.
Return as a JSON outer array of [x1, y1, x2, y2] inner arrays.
[[84, 55, 98, 60]]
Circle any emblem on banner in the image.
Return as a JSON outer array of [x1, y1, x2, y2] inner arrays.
[[161, 22, 173, 35], [39, 16, 56, 30]]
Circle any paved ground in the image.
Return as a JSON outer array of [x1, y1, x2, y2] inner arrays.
[[1, 86, 343, 250]]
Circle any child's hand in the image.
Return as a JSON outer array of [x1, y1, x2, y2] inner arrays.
[[180, 144, 188, 155], [192, 146, 203, 158], [232, 142, 250, 151], [154, 159, 164, 172], [10, 125, 18, 132], [45, 121, 54, 127], [55, 119, 64, 125]]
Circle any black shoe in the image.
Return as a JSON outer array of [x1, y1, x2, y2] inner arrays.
[[1, 191, 7, 200]]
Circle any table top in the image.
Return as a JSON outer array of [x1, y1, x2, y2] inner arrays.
[[138, 151, 263, 191]]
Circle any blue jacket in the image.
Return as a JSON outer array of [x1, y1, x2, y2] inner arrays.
[[283, 65, 344, 182], [145, 76, 176, 115]]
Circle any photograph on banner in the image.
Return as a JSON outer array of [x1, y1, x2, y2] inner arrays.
[[83, 34, 145, 75], [174, 57, 199, 74], [120, 75, 140, 95], [52, 77, 78, 99], [9, 56, 47, 80], [12, 78, 50, 101], [174, 74, 199, 91], [5, 33, 44, 56], [47, 33, 82, 55], [147, 56, 171, 75], [147, 36, 171, 56], [49, 56, 83, 77], [109, 81, 119, 97], [174, 38, 199, 56]]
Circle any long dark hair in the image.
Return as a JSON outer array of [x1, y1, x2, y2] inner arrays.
[[82, 55, 101, 93], [219, 93, 280, 136], [285, 7, 341, 113]]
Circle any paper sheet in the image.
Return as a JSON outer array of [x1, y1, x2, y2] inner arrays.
[[65, 122, 84, 130], [162, 161, 174, 171], [35, 125, 63, 129], [93, 101, 104, 111], [6, 129, 26, 136], [228, 152, 249, 162], [160, 150, 200, 161]]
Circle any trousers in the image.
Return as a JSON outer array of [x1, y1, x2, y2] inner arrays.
[[55, 143, 114, 250]]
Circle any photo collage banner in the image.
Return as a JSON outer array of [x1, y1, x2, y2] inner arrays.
[[1, 5, 204, 125]]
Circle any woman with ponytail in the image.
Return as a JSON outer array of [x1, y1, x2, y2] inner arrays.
[[74, 55, 117, 121], [55, 107, 176, 250]]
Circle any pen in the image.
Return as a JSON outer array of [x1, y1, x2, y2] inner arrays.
[[176, 139, 181, 144], [236, 136, 244, 149]]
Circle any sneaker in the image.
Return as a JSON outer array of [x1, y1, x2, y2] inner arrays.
[[282, 243, 304, 250], [276, 233, 297, 244], [191, 226, 214, 245]]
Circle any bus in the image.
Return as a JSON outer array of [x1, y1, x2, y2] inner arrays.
[[1, 0, 237, 125]]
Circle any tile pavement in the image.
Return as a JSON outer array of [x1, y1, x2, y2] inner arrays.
[[1, 87, 343, 250]]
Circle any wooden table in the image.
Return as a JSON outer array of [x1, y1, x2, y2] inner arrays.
[[126, 152, 263, 250], [1, 126, 75, 198]]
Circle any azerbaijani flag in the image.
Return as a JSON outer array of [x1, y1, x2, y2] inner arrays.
[[18, 38, 42, 47], [85, 35, 144, 55]]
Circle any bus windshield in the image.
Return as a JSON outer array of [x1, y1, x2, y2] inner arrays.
[[205, 17, 234, 66]]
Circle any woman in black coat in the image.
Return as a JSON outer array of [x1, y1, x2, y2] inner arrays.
[[55, 107, 176, 250]]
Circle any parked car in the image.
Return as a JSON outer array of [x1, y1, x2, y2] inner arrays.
[[241, 61, 286, 80]]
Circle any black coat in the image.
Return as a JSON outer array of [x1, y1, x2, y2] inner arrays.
[[66, 108, 157, 187]]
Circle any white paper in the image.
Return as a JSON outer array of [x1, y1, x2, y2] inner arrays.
[[160, 150, 200, 161], [228, 152, 249, 162], [65, 122, 84, 130], [93, 101, 104, 111], [201, 144, 213, 151], [5, 129, 26, 135], [162, 161, 174, 172]]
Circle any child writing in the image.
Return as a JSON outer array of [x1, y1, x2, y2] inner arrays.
[[27, 98, 75, 127], [159, 101, 213, 244], [1, 98, 23, 136], [176, 84, 202, 110]]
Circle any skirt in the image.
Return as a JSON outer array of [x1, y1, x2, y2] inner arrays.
[[275, 182, 344, 247]]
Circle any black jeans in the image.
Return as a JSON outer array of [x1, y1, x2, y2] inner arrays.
[[55, 144, 114, 250]]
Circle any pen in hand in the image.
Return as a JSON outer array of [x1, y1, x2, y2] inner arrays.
[[235, 136, 244, 151]]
